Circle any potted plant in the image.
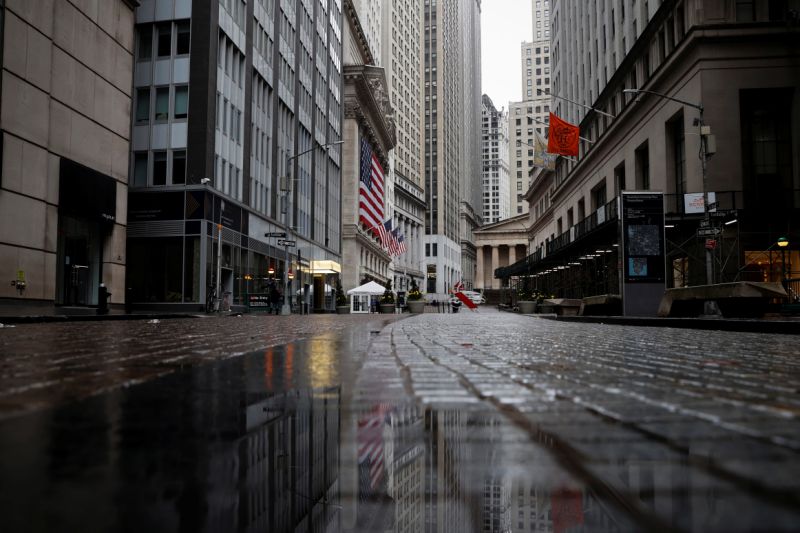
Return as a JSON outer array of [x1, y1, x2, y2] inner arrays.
[[379, 280, 395, 313], [334, 278, 349, 314], [406, 278, 425, 313], [517, 284, 539, 314]]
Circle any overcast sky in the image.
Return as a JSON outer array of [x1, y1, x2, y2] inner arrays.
[[481, 0, 532, 112]]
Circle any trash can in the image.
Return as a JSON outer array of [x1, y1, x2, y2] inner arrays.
[[451, 299, 461, 313]]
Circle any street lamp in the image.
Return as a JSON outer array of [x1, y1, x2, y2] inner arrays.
[[623, 88, 715, 288], [778, 236, 789, 288], [279, 140, 344, 315]]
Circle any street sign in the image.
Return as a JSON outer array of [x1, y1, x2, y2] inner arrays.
[[697, 227, 721, 237], [705, 239, 717, 250], [707, 202, 719, 212], [265, 232, 287, 238], [710, 209, 736, 219], [699, 219, 711, 228], [277, 239, 296, 247]]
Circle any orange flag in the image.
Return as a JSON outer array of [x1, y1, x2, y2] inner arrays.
[[547, 112, 580, 156]]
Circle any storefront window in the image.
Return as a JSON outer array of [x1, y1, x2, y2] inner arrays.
[[128, 237, 184, 302]]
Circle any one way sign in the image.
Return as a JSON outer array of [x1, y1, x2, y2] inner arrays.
[[277, 239, 296, 247]]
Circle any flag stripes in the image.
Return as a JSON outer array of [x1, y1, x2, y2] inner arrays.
[[359, 137, 385, 233]]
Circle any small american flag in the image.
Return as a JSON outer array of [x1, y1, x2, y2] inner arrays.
[[396, 234, 407, 255], [389, 228, 401, 256]]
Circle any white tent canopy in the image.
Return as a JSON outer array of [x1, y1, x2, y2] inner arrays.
[[347, 281, 386, 313], [346, 281, 386, 295]]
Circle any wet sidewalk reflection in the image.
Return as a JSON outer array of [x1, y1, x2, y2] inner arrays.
[[1, 314, 799, 532]]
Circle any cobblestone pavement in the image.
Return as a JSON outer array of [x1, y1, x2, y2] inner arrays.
[[0, 314, 401, 420], [1, 308, 799, 532], [354, 309, 800, 531]]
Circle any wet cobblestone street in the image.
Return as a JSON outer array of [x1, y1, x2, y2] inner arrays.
[[1, 309, 798, 532]]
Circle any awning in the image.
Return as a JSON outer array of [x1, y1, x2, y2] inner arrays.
[[58, 158, 117, 226]]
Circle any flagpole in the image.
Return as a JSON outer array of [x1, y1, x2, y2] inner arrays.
[[534, 89, 616, 119]]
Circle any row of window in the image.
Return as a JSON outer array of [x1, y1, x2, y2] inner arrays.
[[132, 150, 186, 187], [135, 86, 188, 123], [137, 21, 190, 61]]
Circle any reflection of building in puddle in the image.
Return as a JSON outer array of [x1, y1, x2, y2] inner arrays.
[[425, 409, 474, 532], [242, 386, 341, 532], [385, 406, 426, 533]]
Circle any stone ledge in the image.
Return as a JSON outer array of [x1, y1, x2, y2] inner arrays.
[[658, 282, 788, 318], [580, 294, 622, 316]]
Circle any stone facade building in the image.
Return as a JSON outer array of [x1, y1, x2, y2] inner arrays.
[[340, 0, 395, 292], [498, 0, 800, 301], [0, 0, 138, 314]]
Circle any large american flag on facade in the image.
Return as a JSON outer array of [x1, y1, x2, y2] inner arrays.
[[359, 137, 385, 239]]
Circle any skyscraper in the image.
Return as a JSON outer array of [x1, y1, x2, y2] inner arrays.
[[127, 0, 344, 311], [422, 0, 482, 296], [508, 0, 552, 217], [381, 0, 425, 294], [481, 95, 510, 224]]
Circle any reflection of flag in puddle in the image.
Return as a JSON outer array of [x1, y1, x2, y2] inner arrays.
[[357, 403, 393, 489], [551, 487, 584, 533]]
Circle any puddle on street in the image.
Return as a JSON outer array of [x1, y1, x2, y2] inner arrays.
[[0, 333, 797, 532]]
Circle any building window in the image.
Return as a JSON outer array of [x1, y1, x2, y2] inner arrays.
[[157, 23, 172, 57], [176, 21, 191, 55], [666, 113, 685, 208], [174, 86, 189, 119], [133, 152, 148, 187], [614, 161, 626, 195], [736, 0, 755, 21], [740, 88, 794, 209], [635, 141, 650, 190], [153, 151, 167, 185], [137, 25, 152, 61], [172, 151, 186, 184], [591, 181, 607, 211], [154, 87, 169, 121], [135, 88, 150, 123]]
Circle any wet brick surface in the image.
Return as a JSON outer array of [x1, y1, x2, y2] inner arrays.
[[0, 314, 401, 420], [2, 308, 800, 531]]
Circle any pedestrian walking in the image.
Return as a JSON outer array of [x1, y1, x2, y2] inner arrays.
[[269, 282, 281, 315]]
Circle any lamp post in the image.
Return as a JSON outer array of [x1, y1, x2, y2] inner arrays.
[[778, 236, 789, 288], [279, 140, 344, 315], [623, 88, 714, 287], [216, 200, 225, 312]]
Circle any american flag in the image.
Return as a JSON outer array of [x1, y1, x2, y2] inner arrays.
[[357, 403, 393, 490], [389, 228, 401, 256], [396, 234, 407, 255], [380, 219, 393, 249], [359, 137, 385, 239]]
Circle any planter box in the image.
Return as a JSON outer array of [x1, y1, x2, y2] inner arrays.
[[336, 306, 350, 314], [407, 300, 425, 313], [518, 301, 537, 314], [379, 303, 395, 314]]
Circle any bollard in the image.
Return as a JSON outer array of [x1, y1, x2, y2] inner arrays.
[[97, 283, 110, 315]]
